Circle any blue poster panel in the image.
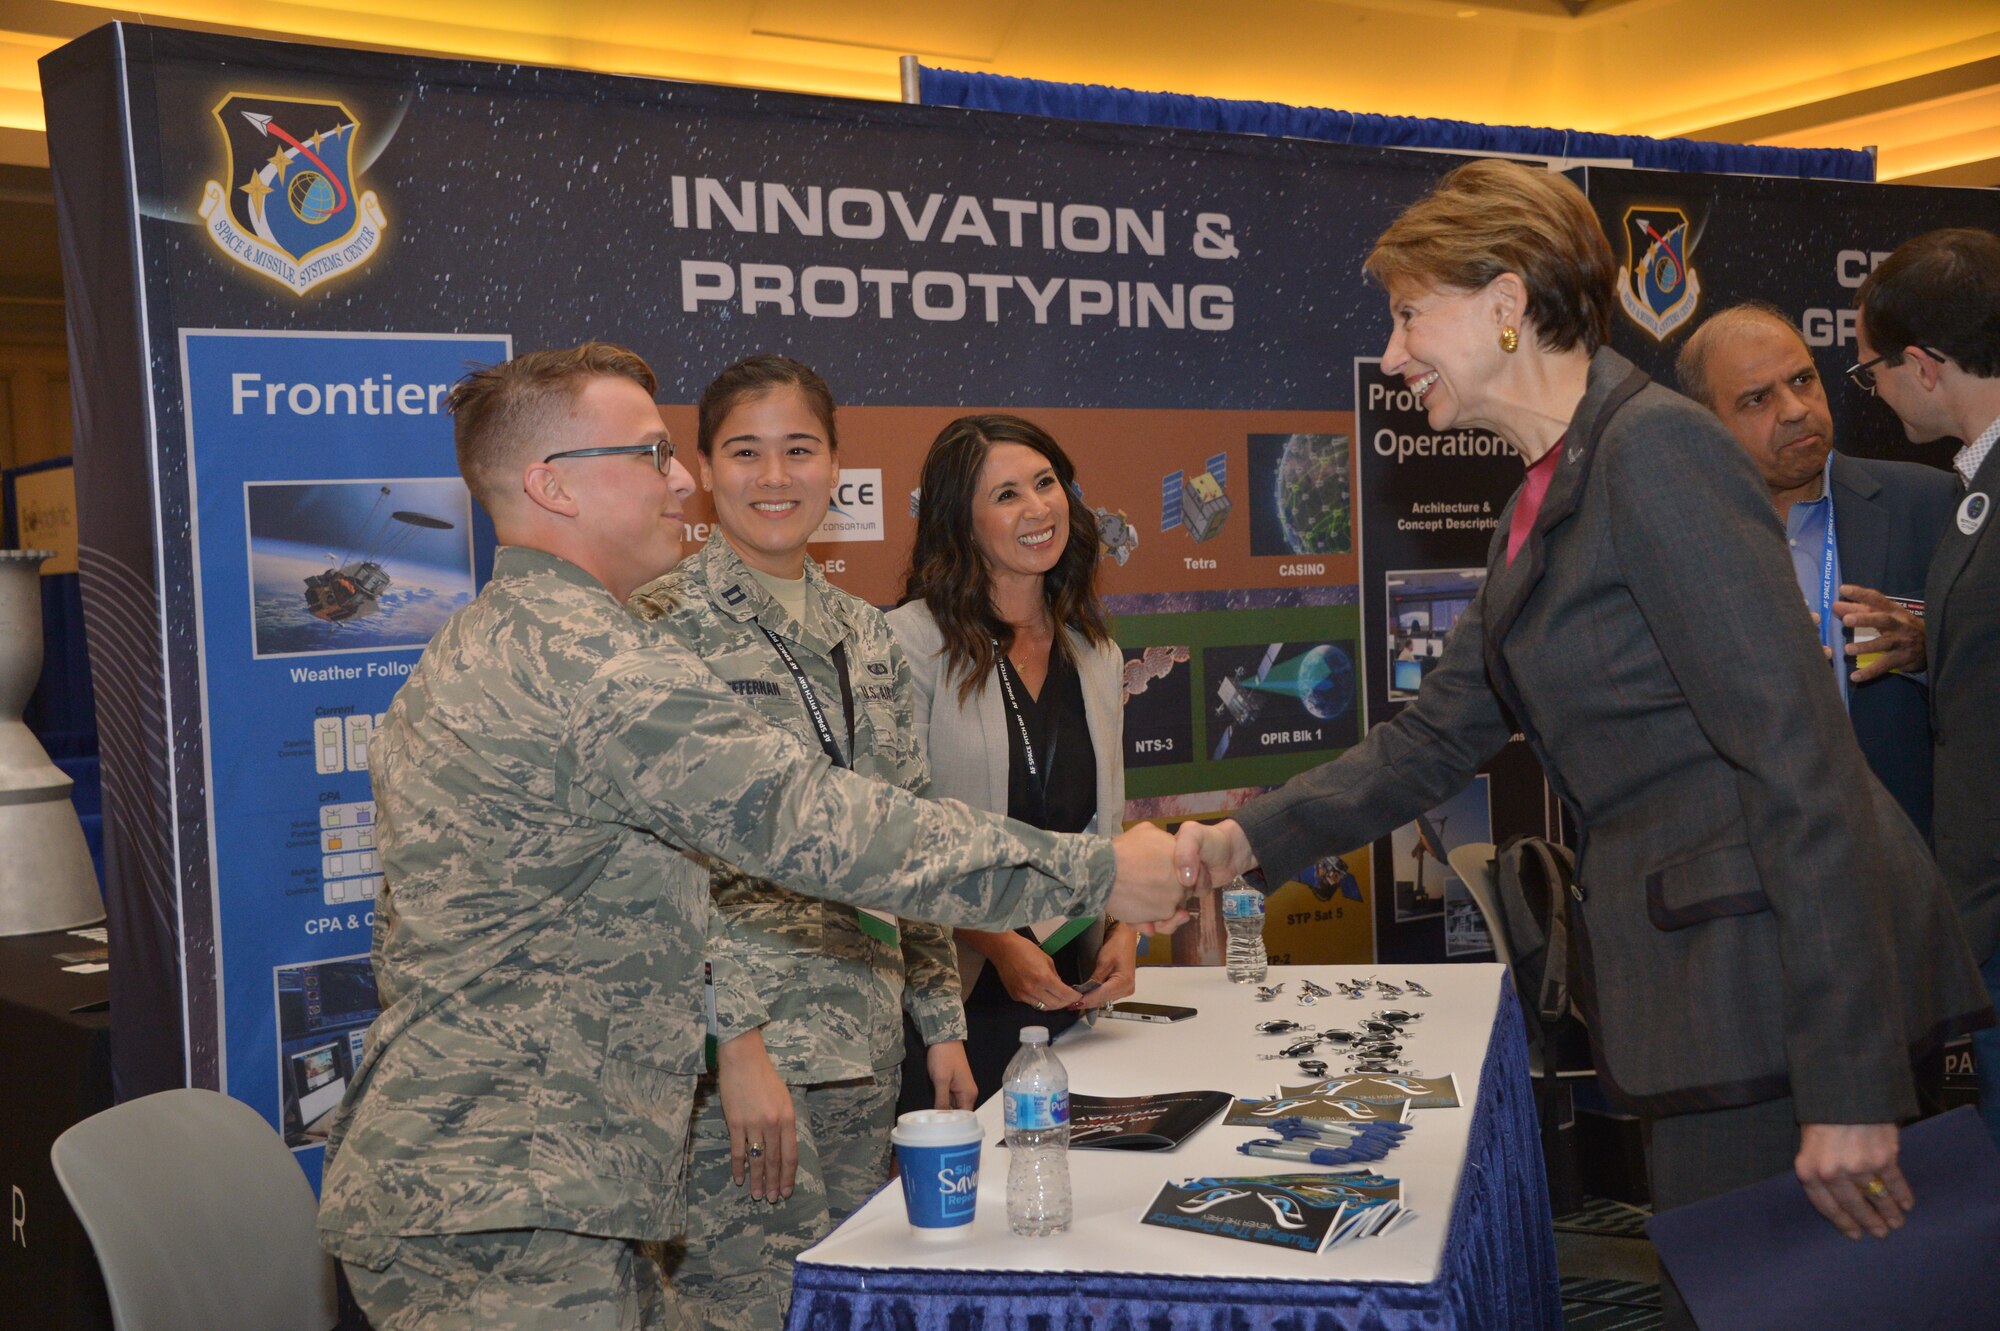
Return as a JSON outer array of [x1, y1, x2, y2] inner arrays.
[[181, 328, 507, 1182]]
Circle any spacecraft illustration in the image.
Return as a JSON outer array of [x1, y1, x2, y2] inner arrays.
[[1162, 453, 1231, 543], [303, 486, 456, 623], [1094, 506, 1137, 565], [1211, 641, 1355, 759], [1298, 855, 1364, 905]]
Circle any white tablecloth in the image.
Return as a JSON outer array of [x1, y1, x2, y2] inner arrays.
[[798, 962, 1506, 1284]]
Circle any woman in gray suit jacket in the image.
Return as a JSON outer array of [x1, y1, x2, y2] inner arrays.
[[1173, 159, 1990, 1330], [888, 414, 1138, 1103]]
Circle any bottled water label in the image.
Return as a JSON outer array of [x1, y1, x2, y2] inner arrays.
[[1222, 888, 1264, 920], [1005, 1089, 1069, 1132], [1223, 883, 1269, 983]]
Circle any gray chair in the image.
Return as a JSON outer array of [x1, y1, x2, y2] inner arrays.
[[50, 1087, 338, 1331], [1446, 841, 1512, 967]]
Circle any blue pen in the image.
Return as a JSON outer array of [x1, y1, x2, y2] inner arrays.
[[1272, 1111, 1368, 1135], [1271, 1127, 1397, 1155], [1271, 1114, 1408, 1136], [1268, 1118, 1408, 1148], [1238, 1139, 1386, 1165]]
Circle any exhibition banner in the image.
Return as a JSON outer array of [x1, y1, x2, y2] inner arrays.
[[47, 24, 1992, 1155], [1580, 165, 2000, 468], [1353, 359, 1556, 963], [42, 24, 1445, 1149], [179, 329, 505, 1161]]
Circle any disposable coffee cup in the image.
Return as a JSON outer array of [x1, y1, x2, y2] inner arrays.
[[890, 1109, 983, 1235]]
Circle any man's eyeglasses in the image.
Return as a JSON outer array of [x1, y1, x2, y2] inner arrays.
[[543, 435, 675, 473], [1845, 346, 1943, 395]]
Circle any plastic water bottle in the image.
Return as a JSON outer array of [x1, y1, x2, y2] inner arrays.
[[1223, 879, 1268, 983], [1003, 1025, 1071, 1236]]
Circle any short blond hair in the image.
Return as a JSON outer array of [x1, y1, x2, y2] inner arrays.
[[447, 342, 658, 506], [1365, 158, 1615, 354]]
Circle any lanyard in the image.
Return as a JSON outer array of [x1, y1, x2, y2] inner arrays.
[[1814, 496, 1839, 663], [991, 640, 1060, 827], [760, 626, 854, 770]]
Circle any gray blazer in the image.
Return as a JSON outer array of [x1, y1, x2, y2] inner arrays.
[[1925, 441, 2000, 963], [1236, 347, 1991, 1121], [887, 600, 1126, 992]]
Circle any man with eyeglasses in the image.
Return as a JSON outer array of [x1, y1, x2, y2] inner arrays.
[[1855, 228, 2000, 1151], [1675, 301, 1957, 838], [315, 342, 1203, 1329]]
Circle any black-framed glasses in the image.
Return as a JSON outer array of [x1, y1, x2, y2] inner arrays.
[[542, 434, 675, 473], [1845, 346, 1943, 395]]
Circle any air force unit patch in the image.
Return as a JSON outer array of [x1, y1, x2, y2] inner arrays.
[[1617, 206, 1701, 341], [200, 94, 386, 295]]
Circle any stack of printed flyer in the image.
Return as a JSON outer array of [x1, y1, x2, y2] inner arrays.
[[1140, 1170, 1413, 1253], [1134, 1072, 1462, 1252]]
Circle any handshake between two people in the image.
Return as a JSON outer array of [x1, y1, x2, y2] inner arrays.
[[1104, 818, 1261, 933]]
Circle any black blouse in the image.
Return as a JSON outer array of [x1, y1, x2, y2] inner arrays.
[[1002, 645, 1097, 836]]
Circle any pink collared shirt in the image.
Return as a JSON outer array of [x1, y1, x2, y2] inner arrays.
[[1506, 438, 1565, 567]]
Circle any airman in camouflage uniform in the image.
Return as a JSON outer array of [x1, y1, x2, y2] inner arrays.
[[316, 345, 1190, 1331], [631, 536, 968, 1331]]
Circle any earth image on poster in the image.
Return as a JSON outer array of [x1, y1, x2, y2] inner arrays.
[[1248, 433, 1352, 557], [1293, 643, 1355, 721]]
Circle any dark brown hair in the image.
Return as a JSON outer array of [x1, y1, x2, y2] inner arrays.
[[1364, 158, 1615, 355], [696, 354, 839, 456], [900, 415, 1111, 703], [447, 342, 657, 507], [1859, 228, 2000, 379]]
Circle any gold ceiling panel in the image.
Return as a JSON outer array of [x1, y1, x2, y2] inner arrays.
[[2, 0, 1995, 185]]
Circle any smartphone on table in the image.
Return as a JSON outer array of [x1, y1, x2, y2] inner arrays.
[[1101, 1001, 1198, 1023]]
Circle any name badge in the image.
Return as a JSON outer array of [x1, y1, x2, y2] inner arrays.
[[1958, 492, 1989, 537]]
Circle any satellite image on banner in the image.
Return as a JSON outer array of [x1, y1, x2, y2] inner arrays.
[[1204, 640, 1358, 760], [1247, 432, 1353, 556], [245, 478, 474, 658]]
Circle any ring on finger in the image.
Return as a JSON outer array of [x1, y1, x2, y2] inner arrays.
[[748, 1142, 765, 1159], [1034, 1000, 1046, 1011], [1862, 1176, 1888, 1198]]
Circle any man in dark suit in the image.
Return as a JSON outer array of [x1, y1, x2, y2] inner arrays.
[[1857, 228, 2000, 1148], [1675, 302, 1957, 838]]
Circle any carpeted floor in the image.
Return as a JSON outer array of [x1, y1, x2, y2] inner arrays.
[[1555, 1197, 1662, 1329], [1558, 1277, 1663, 1329]]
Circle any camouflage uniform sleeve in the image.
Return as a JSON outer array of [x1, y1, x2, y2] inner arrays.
[[885, 639, 969, 1043], [703, 870, 771, 1044], [900, 922, 969, 1043], [565, 646, 1115, 930]]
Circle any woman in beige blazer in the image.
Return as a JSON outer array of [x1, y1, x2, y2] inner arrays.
[[888, 413, 1136, 1103]]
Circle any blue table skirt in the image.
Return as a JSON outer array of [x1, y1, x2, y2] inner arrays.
[[785, 983, 1561, 1331]]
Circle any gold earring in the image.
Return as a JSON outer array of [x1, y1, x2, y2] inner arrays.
[[1500, 326, 1519, 354]]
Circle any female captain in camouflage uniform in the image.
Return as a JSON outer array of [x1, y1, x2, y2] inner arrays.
[[630, 355, 971, 1331]]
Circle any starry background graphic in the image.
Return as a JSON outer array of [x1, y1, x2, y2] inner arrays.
[[1580, 164, 2000, 470], [54, 25, 2000, 1097], [135, 35, 1441, 413]]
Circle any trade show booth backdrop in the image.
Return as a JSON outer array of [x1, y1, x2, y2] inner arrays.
[[37, 25, 1998, 1181]]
